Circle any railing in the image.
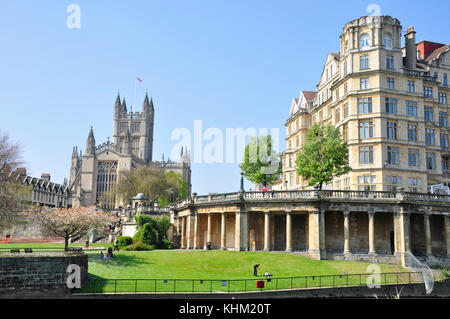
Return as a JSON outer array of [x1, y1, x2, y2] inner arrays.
[[0, 247, 105, 253], [74, 271, 423, 294], [404, 69, 437, 82], [175, 190, 450, 206]]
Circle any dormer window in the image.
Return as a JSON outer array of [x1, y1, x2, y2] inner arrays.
[[384, 34, 393, 49], [360, 34, 370, 50]]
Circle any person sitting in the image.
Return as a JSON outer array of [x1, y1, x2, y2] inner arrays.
[[100, 251, 104, 259], [265, 272, 273, 282]]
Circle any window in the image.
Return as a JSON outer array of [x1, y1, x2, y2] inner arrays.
[[426, 152, 436, 170], [406, 101, 418, 117], [359, 146, 374, 164], [343, 62, 348, 76], [386, 55, 394, 69], [408, 149, 420, 167], [408, 80, 415, 93], [387, 146, 399, 165], [343, 103, 349, 118], [358, 175, 376, 191], [424, 86, 433, 98], [359, 121, 374, 139], [408, 124, 417, 142], [385, 97, 397, 114], [290, 173, 294, 187], [425, 128, 435, 145], [425, 106, 433, 122], [360, 55, 369, 70], [342, 123, 348, 143], [334, 108, 340, 123], [439, 93, 447, 104], [384, 34, 392, 49], [444, 74, 448, 86], [387, 122, 397, 139], [358, 97, 373, 114], [408, 178, 422, 193], [443, 158, 449, 172], [441, 134, 449, 149], [344, 83, 348, 95], [387, 176, 402, 192], [360, 77, 370, 90], [387, 77, 395, 89], [96, 161, 118, 209], [289, 155, 293, 168], [440, 112, 448, 127], [360, 34, 370, 50], [434, 72, 438, 79]]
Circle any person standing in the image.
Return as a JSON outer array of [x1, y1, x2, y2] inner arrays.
[[114, 238, 119, 251]]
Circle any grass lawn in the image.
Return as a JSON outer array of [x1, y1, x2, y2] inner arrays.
[[76, 250, 419, 293], [1, 243, 424, 293]]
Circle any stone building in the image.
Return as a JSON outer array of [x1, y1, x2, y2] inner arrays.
[[69, 93, 191, 209], [0, 168, 70, 208], [282, 15, 450, 193]]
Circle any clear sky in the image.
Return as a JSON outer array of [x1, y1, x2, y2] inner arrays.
[[1, 0, 449, 194]]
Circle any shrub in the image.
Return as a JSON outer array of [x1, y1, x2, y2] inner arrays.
[[117, 236, 133, 249], [124, 243, 154, 251], [157, 239, 174, 249]]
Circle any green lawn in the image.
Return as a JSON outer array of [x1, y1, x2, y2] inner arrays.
[[77, 250, 419, 293], [1, 243, 422, 293]]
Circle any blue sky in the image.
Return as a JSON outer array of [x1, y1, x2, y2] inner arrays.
[[1, 0, 449, 194]]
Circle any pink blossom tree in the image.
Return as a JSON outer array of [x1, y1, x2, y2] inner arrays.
[[30, 206, 118, 250]]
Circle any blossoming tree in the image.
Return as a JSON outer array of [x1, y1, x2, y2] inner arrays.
[[30, 206, 118, 251]]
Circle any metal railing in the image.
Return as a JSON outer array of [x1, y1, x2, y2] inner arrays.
[[74, 271, 423, 294], [0, 247, 106, 253]]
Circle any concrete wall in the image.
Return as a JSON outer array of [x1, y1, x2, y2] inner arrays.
[[0, 252, 88, 298]]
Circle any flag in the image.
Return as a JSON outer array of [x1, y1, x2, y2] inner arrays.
[[136, 76, 142, 82]]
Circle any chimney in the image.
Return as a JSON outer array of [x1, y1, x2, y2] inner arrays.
[[41, 173, 51, 182], [405, 26, 417, 70]]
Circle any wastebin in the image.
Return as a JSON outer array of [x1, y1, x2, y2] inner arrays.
[[207, 242, 211, 250], [256, 280, 265, 289]]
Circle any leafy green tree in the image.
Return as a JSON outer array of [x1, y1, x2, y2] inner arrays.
[[295, 123, 351, 191], [112, 168, 185, 206], [240, 135, 282, 187]]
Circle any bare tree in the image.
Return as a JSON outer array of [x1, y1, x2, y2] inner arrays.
[[0, 132, 29, 232], [29, 206, 119, 250]]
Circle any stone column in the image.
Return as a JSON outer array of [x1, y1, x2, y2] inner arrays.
[[394, 206, 411, 267], [264, 211, 271, 251], [186, 214, 192, 249], [206, 213, 212, 249], [220, 212, 227, 250], [368, 211, 376, 255], [193, 213, 198, 250], [424, 213, 432, 257], [286, 211, 292, 252], [308, 209, 321, 260], [180, 216, 186, 249], [319, 208, 326, 258], [444, 213, 450, 258], [235, 209, 248, 251], [343, 211, 350, 255]]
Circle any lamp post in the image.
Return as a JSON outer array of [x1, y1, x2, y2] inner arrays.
[[240, 172, 244, 191]]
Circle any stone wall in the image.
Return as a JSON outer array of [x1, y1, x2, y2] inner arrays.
[[0, 252, 88, 298]]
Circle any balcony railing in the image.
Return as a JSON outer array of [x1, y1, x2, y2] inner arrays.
[[173, 190, 450, 209]]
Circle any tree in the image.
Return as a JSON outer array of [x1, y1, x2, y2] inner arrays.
[[0, 132, 30, 232], [240, 135, 282, 187], [112, 168, 186, 207], [295, 123, 351, 191], [29, 206, 118, 250]]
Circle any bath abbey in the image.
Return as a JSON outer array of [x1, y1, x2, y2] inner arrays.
[[68, 92, 191, 209]]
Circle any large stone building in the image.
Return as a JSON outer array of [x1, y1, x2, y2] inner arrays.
[[282, 15, 450, 193], [69, 93, 191, 208]]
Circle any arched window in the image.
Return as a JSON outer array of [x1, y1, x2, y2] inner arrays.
[[360, 34, 370, 50], [384, 34, 393, 49]]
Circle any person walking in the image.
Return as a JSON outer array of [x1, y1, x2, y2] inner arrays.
[[114, 238, 119, 251]]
